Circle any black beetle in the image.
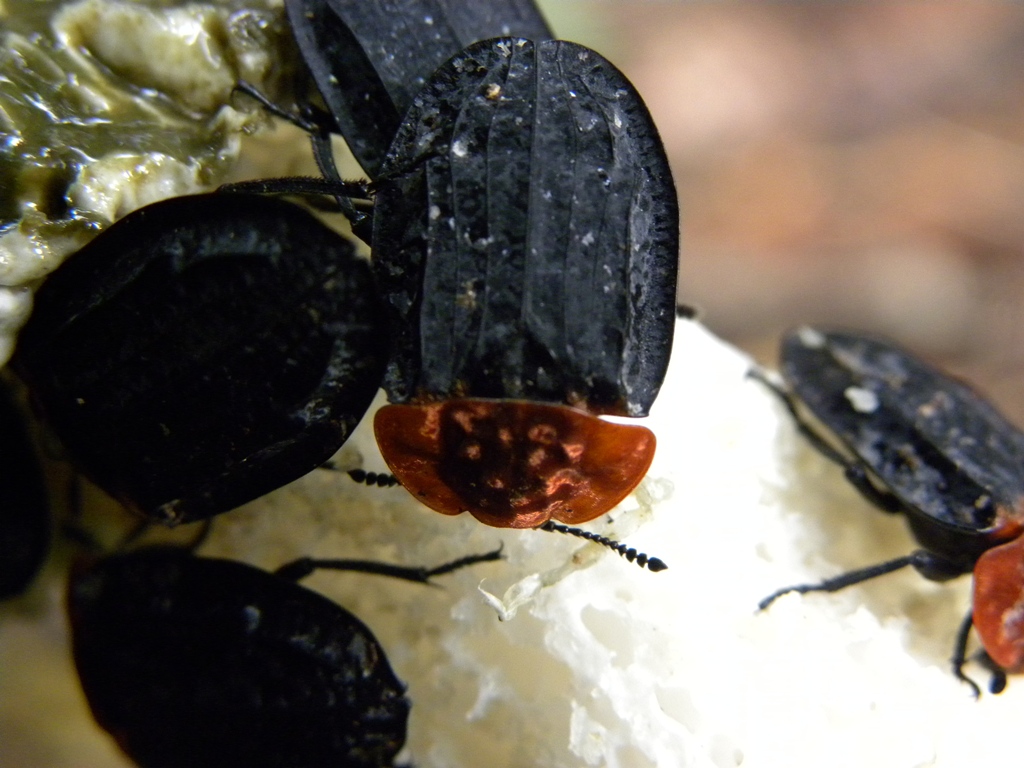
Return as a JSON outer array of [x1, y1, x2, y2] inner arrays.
[[757, 327, 1024, 695], [0, 377, 50, 598], [12, 192, 388, 526], [369, 37, 678, 537], [69, 545, 501, 767], [283, 0, 552, 177]]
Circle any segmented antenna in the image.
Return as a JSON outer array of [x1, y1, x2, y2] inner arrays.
[[348, 469, 401, 488], [540, 521, 667, 572]]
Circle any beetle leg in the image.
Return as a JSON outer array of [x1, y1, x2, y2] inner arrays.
[[307, 131, 373, 239], [231, 81, 373, 236], [218, 176, 370, 199], [749, 366, 905, 513], [758, 552, 920, 611], [951, 609, 983, 698], [304, 130, 374, 241], [217, 175, 374, 241], [232, 80, 333, 135], [952, 627, 1010, 697], [272, 546, 503, 584]]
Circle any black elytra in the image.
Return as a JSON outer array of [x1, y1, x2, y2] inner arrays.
[[775, 328, 1023, 568], [12, 193, 388, 526], [284, 0, 552, 177], [68, 548, 409, 768], [0, 378, 50, 598], [759, 327, 1024, 694], [374, 37, 679, 416]]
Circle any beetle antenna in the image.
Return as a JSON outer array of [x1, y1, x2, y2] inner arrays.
[[986, 663, 1008, 696], [348, 468, 402, 488], [539, 521, 667, 572], [317, 461, 402, 488]]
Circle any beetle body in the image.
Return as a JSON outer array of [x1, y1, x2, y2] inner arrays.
[[763, 327, 1024, 689], [0, 378, 50, 598], [285, 0, 551, 176], [69, 548, 408, 768], [781, 328, 1024, 568], [371, 38, 678, 528], [13, 193, 388, 525]]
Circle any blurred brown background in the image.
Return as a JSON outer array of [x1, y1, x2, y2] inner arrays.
[[547, 1, 1024, 423]]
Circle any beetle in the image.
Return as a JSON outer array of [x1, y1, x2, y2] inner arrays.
[[368, 37, 678, 540], [282, 0, 552, 178], [0, 377, 50, 599], [242, 1, 676, 539], [756, 326, 1024, 695], [12, 192, 389, 526], [235, 36, 678, 566], [69, 544, 502, 767]]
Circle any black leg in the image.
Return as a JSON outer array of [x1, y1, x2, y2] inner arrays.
[[229, 81, 371, 237], [951, 609, 982, 698], [758, 553, 920, 611], [232, 80, 328, 135], [274, 546, 503, 584], [748, 366, 904, 513]]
